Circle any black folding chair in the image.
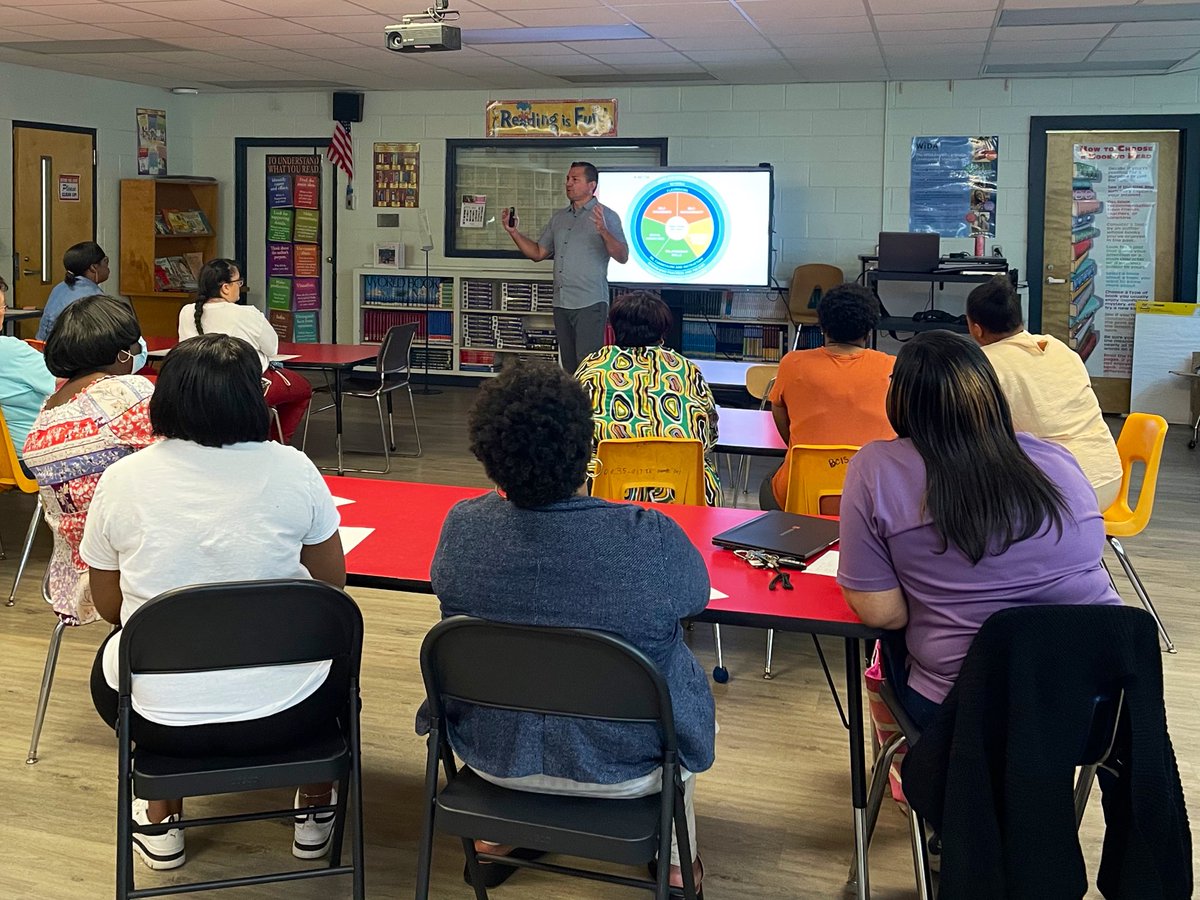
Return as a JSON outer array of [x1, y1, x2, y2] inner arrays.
[[301, 321, 422, 472], [416, 616, 699, 900], [115, 579, 365, 899]]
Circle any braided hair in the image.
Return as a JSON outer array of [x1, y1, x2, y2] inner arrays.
[[193, 259, 240, 335]]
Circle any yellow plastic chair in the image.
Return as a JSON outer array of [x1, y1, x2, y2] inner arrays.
[[590, 437, 705, 506], [788, 264, 845, 338], [0, 408, 42, 607], [754, 444, 861, 680], [1103, 413, 1174, 652]]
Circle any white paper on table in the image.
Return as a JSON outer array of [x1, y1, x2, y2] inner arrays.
[[332, 496, 354, 507], [709, 588, 728, 600], [338, 526, 374, 554], [271, 354, 300, 362], [804, 550, 840, 578]]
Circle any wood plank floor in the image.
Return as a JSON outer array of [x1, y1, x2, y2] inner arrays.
[[1, 383, 1196, 898]]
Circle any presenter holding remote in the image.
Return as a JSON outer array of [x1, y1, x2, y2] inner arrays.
[[502, 161, 629, 373]]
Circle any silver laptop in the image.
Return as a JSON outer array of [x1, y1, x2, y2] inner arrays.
[[878, 232, 940, 273]]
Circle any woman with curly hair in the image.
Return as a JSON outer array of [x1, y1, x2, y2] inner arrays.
[[429, 360, 713, 893], [575, 290, 720, 505], [766, 282, 895, 508]]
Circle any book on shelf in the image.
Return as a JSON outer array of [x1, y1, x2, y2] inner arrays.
[[154, 212, 171, 235], [153, 255, 199, 293], [161, 208, 212, 235], [182, 252, 204, 280]]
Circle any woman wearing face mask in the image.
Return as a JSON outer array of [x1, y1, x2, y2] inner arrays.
[[23, 294, 156, 625], [179, 259, 312, 444], [36, 241, 113, 341]]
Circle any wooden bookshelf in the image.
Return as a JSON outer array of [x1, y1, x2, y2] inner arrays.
[[119, 178, 218, 336]]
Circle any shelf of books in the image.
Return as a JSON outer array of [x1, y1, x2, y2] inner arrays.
[[353, 268, 794, 378], [677, 289, 792, 361], [120, 178, 218, 337]]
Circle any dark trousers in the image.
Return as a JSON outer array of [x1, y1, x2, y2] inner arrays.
[[91, 630, 345, 756], [554, 302, 609, 374]]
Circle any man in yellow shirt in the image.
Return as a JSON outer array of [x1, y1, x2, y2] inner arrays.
[[966, 275, 1121, 510]]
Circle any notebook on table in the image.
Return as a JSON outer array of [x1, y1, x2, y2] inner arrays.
[[877, 231, 940, 273], [712, 511, 840, 560]]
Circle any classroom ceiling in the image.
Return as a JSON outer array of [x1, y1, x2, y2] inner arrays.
[[1, 0, 1199, 92]]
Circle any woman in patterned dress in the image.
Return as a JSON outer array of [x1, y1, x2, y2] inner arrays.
[[22, 295, 155, 625], [575, 291, 720, 505]]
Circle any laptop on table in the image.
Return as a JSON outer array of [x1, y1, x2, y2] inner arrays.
[[712, 511, 840, 561]]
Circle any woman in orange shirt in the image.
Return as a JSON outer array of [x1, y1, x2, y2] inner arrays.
[[766, 283, 895, 508]]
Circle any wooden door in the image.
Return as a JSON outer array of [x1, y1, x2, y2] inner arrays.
[[12, 124, 96, 328], [1041, 130, 1178, 413]]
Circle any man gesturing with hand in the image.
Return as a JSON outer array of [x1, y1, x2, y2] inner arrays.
[[502, 161, 628, 373]]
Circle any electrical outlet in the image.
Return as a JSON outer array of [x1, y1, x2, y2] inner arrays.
[[992, 244, 1003, 257]]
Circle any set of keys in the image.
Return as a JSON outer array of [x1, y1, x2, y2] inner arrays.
[[733, 549, 807, 591]]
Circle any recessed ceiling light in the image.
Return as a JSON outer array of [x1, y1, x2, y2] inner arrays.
[[984, 59, 1181, 74], [462, 24, 649, 45], [170, 87, 199, 95], [1000, 3, 1200, 27]]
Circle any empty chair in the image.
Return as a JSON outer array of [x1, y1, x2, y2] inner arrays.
[[0, 407, 42, 607], [591, 436, 706, 506], [1102, 412, 1174, 652], [415, 616, 699, 900], [787, 264, 844, 346], [730, 364, 779, 499], [303, 322, 421, 472], [114, 579, 365, 899]]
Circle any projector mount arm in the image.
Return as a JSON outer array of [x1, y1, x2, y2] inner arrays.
[[403, 0, 459, 25]]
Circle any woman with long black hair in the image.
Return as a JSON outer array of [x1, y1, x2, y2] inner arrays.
[[836, 330, 1121, 727], [177, 258, 311, 444]]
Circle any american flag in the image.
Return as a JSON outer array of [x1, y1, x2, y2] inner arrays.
[[328, 120, 353, 179]]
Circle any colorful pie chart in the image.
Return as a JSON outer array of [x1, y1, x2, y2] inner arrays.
[[630, 178, 727, 278]]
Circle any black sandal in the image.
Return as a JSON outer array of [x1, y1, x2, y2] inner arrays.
[[463, 847, 547, 888]]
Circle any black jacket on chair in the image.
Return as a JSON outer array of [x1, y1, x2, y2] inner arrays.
[[902, 604, 1191, 900]]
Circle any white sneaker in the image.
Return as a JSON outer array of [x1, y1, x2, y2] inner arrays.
[[131, 798, 186, 871], [293, 788, 337, 859]]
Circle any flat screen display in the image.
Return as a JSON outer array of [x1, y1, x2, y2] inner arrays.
[[600, 166, 773, 288]]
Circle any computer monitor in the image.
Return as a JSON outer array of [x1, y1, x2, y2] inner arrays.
[[878, 232, 940, 273]]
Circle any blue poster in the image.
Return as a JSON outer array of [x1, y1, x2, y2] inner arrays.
[[267, 173, 293, 208], [909, 136, 998, 237]]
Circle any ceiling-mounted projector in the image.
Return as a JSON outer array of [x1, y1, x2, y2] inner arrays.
[[385, 0, 461, 53]]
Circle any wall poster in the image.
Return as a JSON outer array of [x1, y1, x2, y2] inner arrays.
[[136, 107, 167, 175], [909, 136, 998, 237], [485, 99, 617, 138], [373, 142, 420, 208], [1070, 142, 1157, 378], [265, 154, 323, 343]]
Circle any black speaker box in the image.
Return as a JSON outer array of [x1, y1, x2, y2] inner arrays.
[[332, 92, 364, 123]]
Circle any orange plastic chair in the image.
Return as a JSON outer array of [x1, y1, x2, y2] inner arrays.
[[24, 339, 45, 352], [788, 264, 845, 334], [751, 443, 862, 680], [783, 444, 861, 518], [590, 437, 706, 506], [0, 407, 42, 607], [1102, 413, 1174, 652]]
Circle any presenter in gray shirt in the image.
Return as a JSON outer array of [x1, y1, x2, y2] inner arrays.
[[502, 161, 629, 372]]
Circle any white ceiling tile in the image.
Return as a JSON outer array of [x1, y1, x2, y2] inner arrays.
[[1114, 21, 1200, 36], [666, 34, 773, 51], [986, 39, 1101, 55], [740, 0, 862, 15], [685, 48, 787, 63], [180, 35, 280, 52], [867, 0, 998, 11], [229, 0, 372, 12], [771, 33, 880, 50], [4, 23, 138, 40], [433, 11, 539, 28], [0, 7, 72, 26], [568, 38, 670, 53], [610, 2, 746, 24], [877, 28, 991, 44], [468, 41, 579, 55], [479, 0, 604, 8], [107, 21, 224, 38], [1099, 35, 1200, 50], [287, 15, 397, 33], [120, 0, 271, 19], [247, 33, 365, 50], [21, 3, 170, 22], [752, 17, 874, 35], [499, 7, 633, 26], [201, 18, 318, 36], [873, 11, 996, 30]]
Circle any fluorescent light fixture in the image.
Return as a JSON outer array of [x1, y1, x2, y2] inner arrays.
[[984, 59, 1181, 74], [169, 87, 199, 95], [1000, 3, 1200, 27], [0, 38, 180, 54], [463, 24, 649, 44]]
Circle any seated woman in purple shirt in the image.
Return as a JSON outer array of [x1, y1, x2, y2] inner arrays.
[[837, 330, 1122, 728]]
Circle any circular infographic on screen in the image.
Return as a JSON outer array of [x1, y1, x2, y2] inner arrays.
[[629, 177, 728, 279]]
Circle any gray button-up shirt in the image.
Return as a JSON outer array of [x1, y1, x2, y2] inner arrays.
[[537, 197, 627, 310]]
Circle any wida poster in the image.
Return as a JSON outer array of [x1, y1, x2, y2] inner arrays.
[[264, 155, 322, 342], [1070, 143, 1157, 378]]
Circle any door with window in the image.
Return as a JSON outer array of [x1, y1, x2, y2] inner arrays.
[[12, 123, 96, 333]]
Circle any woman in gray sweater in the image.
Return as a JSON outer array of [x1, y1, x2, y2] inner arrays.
[[430, 360, 714, 893]]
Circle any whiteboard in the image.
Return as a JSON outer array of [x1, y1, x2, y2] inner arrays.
[[1131, 302, 1200, 424]]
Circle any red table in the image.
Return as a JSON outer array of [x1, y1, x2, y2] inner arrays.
[[147, 337, 379, 476], [714, 406, 786, 457], [326, 475, 881, 899]]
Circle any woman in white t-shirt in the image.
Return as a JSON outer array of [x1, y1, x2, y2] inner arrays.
[[81, 333, 346, 873], [178, 259, 312, 444]]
